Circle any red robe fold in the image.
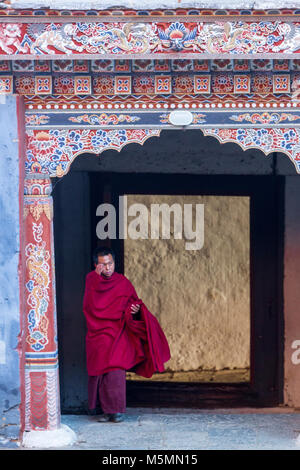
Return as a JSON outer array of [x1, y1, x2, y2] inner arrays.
[[82, 270, 171, 378]]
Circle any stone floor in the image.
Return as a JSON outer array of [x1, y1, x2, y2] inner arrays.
[[6, 407, 300, 450]]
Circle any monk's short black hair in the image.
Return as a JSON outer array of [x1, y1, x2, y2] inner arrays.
[[93, 246, 116, 265]]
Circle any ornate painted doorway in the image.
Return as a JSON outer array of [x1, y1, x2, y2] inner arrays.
[[51, 131, 284, 412], [0, 5, 299, 442]]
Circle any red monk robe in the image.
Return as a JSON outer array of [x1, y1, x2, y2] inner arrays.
[[82, 270, 171, 378]]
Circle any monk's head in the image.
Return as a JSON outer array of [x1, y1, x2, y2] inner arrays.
[[93, 247, 115, 278]]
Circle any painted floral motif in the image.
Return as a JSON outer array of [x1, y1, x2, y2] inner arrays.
[[92, 75, 114, 94], [234, 75, 250, 93], [192, 113, 207, 124], [26, 128, 161, 177], [211, 73, 234, 93], [114, 76, 131, 94], [25, 115, 50, 126], [155, 76, 172, 94], [273, 74, 290, 93], [68, 113, 140, 125], [25, 122, 300, 177], [74, 76, 91, 94], [53, 75, 74, 94], [194, 75, 211, 93], [229, 112, 300, 124], [251, 73, 273, 94], [157, 22, 198, 52], [203, 128, 300, 173], [172, 75, 194, 94], [35, 76, 52, 94], [15, 75, 35, 94], [0, 76, 12, 93], [132, 75, 155, 94]]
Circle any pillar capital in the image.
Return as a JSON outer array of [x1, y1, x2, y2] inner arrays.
[[24, 174, 53, 222], [24, 173, 52, 196]]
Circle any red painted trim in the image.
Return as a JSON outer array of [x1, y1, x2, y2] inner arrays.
[[16, 95, 26, 436]]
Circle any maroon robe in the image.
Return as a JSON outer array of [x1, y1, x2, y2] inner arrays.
[[82, 270, 171, 377]]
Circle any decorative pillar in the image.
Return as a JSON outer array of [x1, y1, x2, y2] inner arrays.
[[23, 173, 59, 429], [22, 173, 75, 447]]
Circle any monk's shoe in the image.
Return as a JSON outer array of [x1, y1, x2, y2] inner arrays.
[[97, 413, 111, 422], [110, 413, 125, 423]]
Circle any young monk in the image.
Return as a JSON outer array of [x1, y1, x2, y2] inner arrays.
[[83, 246, 171, 423]]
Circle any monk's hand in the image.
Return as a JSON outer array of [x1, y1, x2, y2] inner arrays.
[[131, 303, 140, 314], [95, 263, 105, 276]]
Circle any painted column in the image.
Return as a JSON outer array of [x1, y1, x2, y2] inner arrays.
[[23, 174, 60, 431]]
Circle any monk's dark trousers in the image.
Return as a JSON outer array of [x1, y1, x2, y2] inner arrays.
[[88, 369, 126, 414]]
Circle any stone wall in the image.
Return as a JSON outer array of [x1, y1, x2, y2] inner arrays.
[[124, 194, 250, 375]]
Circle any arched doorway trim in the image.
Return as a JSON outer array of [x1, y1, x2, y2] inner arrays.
[[202, 127, 300, 173], [26, 129, 162, 177], [26, 126, 300, 177]]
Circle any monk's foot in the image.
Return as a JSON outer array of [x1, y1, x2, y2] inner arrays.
[[97, 413, 111, 422], [88, 407, 102, 416], [110, 413, 125, 423]]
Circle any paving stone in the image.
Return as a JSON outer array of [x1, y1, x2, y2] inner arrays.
[[2, 407, 300, 450]]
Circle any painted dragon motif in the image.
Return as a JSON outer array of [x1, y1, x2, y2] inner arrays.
[[83, 22, 157, 53], [25, 222, 50, 350]]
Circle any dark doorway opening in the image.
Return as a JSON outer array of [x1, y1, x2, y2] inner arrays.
[[53, 171, 284, 412]]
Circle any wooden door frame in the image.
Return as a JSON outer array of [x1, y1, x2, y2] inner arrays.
[[89, 172, 284, 408]]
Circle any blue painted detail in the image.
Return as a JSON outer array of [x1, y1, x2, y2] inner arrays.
[[0, 95, 20, 432], [26, 351, 58, 358], [25, 110, 300, 129]]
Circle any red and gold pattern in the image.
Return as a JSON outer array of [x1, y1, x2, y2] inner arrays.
[[0, 20, 300, 59], [24, 176, 60, 431]]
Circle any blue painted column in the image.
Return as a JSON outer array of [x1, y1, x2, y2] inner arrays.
[[0, 95, 21, 445]]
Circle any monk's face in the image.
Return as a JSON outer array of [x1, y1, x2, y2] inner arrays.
[[96, 254, 115, 278]]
